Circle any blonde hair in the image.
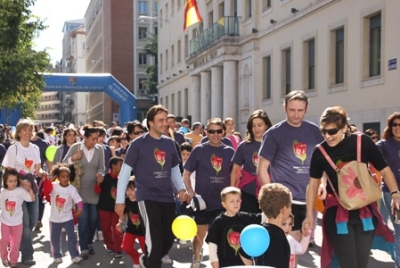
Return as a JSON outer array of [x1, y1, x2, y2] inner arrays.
[[15, 119, 34, 142], [221, 186, 241, 202]]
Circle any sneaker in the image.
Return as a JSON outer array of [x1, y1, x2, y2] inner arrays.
[[54, 258, 63, 263], [88, 244, 95, 255], [178, 239, 187, 245], [114, 252, 123, 258], [133, 265, 141, 268], [22, 260, 36, 266], [191, 260, 201, 268], [139, 254, 146, 268], [72, 256, 83, 263], [107, 250, 115, 255], [161, 255, 173, 264], [97, 231, 104, 241], [2, 259, 9, 267], [80, 252, 89, 260]]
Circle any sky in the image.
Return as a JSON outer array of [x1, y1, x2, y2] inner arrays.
[[30, 0, 91, 64]]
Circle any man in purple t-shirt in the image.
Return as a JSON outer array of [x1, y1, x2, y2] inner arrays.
[[257, 91, 323, 256], [115, 105, 187, 268], [183, 118, 234, 267]]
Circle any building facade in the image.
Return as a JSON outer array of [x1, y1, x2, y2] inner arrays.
[[158, 0, 400, 135]]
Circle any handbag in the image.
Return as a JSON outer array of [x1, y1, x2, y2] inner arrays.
[[69, 143, 83, 191], [317, 133, 382, 210]]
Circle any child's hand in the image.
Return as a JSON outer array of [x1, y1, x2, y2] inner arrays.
[[74, 210, 82, 218], [22, 180, 32, 191], [96, 173, 104, 184]]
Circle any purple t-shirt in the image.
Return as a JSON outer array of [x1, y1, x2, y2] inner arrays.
[[259, 120, 323, 202], [232, 141, 261, 175], [184, 142, 234, 211], [124, 133, 180, 203], [376, 138, 400, 192]]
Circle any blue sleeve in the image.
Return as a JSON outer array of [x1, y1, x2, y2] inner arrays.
[[116, 162, 133, 203]]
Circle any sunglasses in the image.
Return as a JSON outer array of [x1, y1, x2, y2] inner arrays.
[[391, 123, 400, 127], [371, 136, 378, 140], [133, 130, 144, 135], [320, 128, 340, 136], [207, 129, 223, 134]]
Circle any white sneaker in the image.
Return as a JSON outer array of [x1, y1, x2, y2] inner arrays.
[[54, 258, 63, 263], [72, 256, 83, 263], [179, 239, 187, 245], [161, 255, 173, 264], [97, 231, 104, 241]]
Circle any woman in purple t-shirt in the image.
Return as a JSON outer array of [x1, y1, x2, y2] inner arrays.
[[230, 110, 272, 213]]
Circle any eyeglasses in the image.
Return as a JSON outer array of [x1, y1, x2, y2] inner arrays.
[[371, 136, 378, 140], [320, 128, 340, 136], [133, 130, 144, 135], [391, 123, 400, 128], [207, 129, 223, 134]]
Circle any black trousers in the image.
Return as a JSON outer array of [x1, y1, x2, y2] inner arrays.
[[138, 200, 176, 268], [324, 207, 377, 268]]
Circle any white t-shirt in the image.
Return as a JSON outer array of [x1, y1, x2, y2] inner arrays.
[[2, 142, 41, 174], [49, 183, 82, 223], [0, 187, 33, 226], [287, 235, 303, 268]]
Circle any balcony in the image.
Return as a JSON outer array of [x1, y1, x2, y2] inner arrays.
[[189, 16, 240, 57]]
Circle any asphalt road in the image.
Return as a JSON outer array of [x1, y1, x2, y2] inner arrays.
[[16, 205, 395, 267]]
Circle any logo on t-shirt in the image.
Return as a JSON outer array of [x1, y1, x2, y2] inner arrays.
[[154, 148, 166, 169], [55, 195, 66, 212], [210, 154, 223, 175], [5, 199, 16, 216], [227, 228, 241, 255], [110, 186, 117, 200], [24, 158, 34, 171], [129, 212, 141, 228], [252, 151, 259, 167], [292, 140, 307, 165]]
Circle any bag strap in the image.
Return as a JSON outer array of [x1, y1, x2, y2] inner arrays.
[[317, 144, 340, 200], [356, 133, 361, 162]]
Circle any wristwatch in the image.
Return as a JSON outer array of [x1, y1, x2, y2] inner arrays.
[[391, 190, 400, 196]]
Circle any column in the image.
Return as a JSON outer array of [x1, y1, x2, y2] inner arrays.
[[190, 75, 201, 123], [211, 66, 223, 118], [200, 71, 211, 124], [223, 60, 238, 120]]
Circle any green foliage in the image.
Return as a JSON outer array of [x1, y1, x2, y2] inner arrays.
[[142, 32, 158, 94], [0, 0, 50, 119]]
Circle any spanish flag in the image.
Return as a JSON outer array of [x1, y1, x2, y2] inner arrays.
[[184, 0, 202, 30]]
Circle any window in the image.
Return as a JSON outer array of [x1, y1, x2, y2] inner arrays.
[[282, 48, 291, 95], [159, 54, 163, 74], [262, 56, 271, 99], [138, 27, 147, 39], [165, 49, 169, 71], [184, 34, 188, 58], [177, 40, 181, 63], [208, 11, 214, 27], [171, 45, 175, 67], [307, 39, 315, 90], [171, 93, 175, 114], [138, 1, 147, 14], [219, 2, 224, 17], [153, 2, 158, 16], [153, 27, 158, 35], [178, 91, 181, 116], [139, 78, 148, 95], [262, 0, 271, 10], [139, 53, 147, 65], [369, 14, 381, 77], [245, 0, 252, 18], [171, 0, 174, 15], [335, 28, 344, 84]]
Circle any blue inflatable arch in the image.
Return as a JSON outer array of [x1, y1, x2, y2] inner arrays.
[[43, 73, 136, 125]]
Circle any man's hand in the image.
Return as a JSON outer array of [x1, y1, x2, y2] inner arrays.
[[186, 191, 195, 203], [302, 215, 313, 236], [177, 190, 187, 202], [74, 210, 83, 218], [115, 203, 126, 217]]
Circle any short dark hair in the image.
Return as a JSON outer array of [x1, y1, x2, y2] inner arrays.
[[146, 105, 169, 129], [180, 142, 192, 152], [109, 156, 123, 169], [284, 90, 308, 107], [127, 176, 136, 189]]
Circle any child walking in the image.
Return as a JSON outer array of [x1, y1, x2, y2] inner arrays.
[[205, 186, 261, 267], [116, 178, 146, 268], [43, 164, 83, 263], [95, 156, 124, 257], [0, 169, 35, 268], [282, 214, 310, 268]]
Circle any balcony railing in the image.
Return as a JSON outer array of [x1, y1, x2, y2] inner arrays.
[[189, 16, 240, 57]]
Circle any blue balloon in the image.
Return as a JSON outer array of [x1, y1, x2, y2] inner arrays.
[[240, 224, 270, 257]]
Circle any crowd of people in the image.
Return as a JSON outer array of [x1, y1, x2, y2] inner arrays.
[[0, 90, 399, 268]]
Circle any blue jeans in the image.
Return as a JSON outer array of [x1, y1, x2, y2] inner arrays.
[[381, 191, 400, 267], [78, 203, 98, 253], [20, 196, 38, 262], [50, 220, 79, 259]]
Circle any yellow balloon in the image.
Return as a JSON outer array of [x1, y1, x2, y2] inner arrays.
[[172, 215, 197, 240]]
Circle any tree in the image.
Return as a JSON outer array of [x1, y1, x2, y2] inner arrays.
[[0, 0, 50, 120], [142, 32, 158, 95]]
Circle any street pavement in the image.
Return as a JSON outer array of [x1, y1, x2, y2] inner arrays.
[[16, 205, 395, 267]]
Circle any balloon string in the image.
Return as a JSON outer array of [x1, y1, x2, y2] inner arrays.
[[252, 258, 255, 266]]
